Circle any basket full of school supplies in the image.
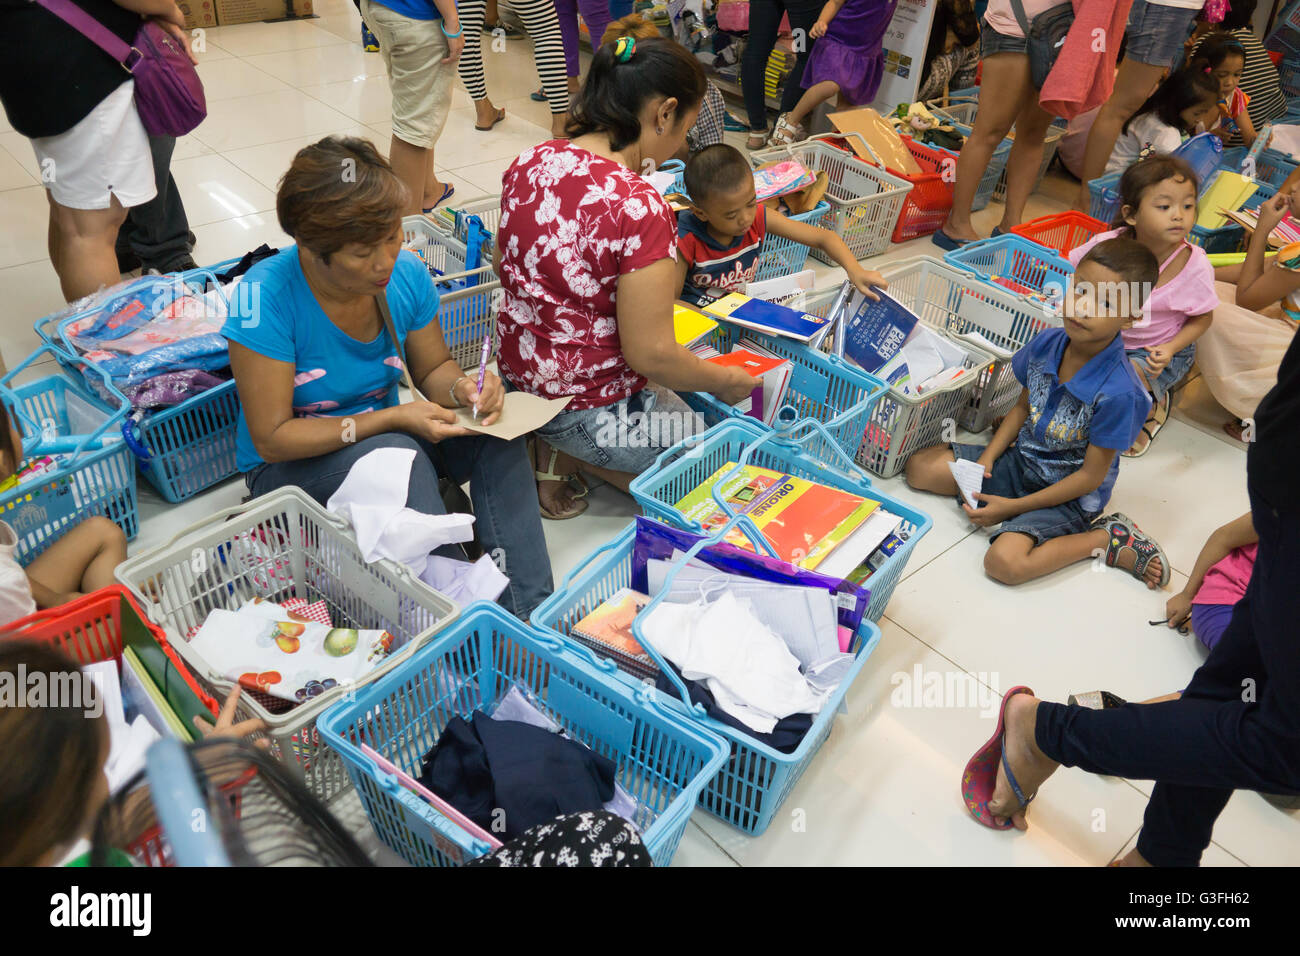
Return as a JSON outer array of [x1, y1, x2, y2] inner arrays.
[[316, 601, 729, 865], [402, 216, 499, 372], [805, 283, 998, 477], [750, 133, 914, 260], [628, 415, 932, 624], [853, 256, 1060, 434], [676, 293, 887, 464], [0, 345, 138, 564], [1011, 211, 1109, 255], [621, 423, 928, 832], [114, 486, 460, 801], [532, 515, 889, 835], [429, 194, 503, 242]]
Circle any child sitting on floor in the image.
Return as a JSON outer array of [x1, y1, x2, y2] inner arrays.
[[1068, 155, 1218, 456], [675, 144, 886, 305], [1164, 511, 1256, 651], [0, 401, 127, 627], [905, 239, 1170, 589], [1104, 68, 1220, 175]]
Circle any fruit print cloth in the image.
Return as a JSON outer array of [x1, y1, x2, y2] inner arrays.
[[188, 599, 394, 704]]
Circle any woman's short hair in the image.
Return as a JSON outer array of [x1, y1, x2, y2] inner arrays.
[[566, 36, 706, 152], [276, 136, 407, 262]]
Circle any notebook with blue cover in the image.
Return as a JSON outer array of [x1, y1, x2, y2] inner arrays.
[[840, 288, 920, 374], [701, 292, 829, 343]]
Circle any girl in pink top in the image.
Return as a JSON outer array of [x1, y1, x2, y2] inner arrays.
[[1067, 155, 1217, 456], [1165, 512, 1257, 652]]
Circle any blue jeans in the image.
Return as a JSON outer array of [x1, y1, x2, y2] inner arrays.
[[1126, 343, 1195, 403], [1035, 478, 1300, 865], [1123, 0, 1199, 68], [246, 431, 554, 619], [951, 442, 1098, 545], [508, 381, 704, 475]]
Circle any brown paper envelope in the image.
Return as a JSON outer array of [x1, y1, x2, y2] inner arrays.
[[454, 392, 574, 441]]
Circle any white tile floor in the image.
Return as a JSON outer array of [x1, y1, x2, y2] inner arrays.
[[3, 2, 1296, 866]]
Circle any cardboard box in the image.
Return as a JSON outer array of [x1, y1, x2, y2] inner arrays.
[[178, 0, 217, 29], [215, 0, 313, 26]]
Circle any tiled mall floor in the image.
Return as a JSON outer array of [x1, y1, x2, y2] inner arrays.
[[3, 2, 1295, 866]]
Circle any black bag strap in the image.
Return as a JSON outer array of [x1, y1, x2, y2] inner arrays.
[[1006, 0, 1032, 39]]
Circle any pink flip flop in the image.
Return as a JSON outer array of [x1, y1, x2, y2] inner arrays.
[[961, 685, 1035, 830]]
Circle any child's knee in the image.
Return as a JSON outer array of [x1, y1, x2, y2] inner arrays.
[[983, 543, 1029, 586], [904, 445, 946, 489], [86, 516, 126, 549]]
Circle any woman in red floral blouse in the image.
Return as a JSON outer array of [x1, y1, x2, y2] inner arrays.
[[496, 36, 755, 519]]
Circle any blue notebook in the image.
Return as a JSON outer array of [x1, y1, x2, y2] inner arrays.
[[840, 288, 919, 374], [702, 293, 829, 342]]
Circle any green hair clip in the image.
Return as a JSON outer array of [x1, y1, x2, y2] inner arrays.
[[614, 35, 636, 62]]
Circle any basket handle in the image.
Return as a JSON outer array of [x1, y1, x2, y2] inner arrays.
[[809, 130, 884, 168], [154, 485, 353, 551], [629, 509, 779, 714], [761, 407, 876, 489], [551, 528, 633, 596], [0, 343, 130, 460], [144, 738, 233, 866]]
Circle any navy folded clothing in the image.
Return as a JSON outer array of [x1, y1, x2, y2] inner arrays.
[[419, 712, 617, 840]]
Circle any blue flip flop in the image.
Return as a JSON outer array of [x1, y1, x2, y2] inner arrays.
[[422, 183, 455, 215], [991, 226, 1007, 238], [931, 228, 971, 251]]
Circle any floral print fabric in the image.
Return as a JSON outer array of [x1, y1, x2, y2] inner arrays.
[[496, 140, 678, 410]]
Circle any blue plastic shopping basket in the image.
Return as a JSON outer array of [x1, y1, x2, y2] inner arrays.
[[0, 344, 138, 564], [36, 261, 244, 503], [682, 323, 887, 466], [316, 601, 729, 866], [535, 509, 884, 836], [943, 233, 1073, 301], [628, 414, 932, 623]]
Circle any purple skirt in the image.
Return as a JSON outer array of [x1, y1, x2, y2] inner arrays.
[[801, 0, 896, 105]]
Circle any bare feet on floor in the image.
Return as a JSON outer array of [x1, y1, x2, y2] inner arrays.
[[987, 692, 1061, 830]]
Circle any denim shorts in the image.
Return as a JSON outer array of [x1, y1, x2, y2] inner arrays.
[[980, 18, 1027, 57], [1126, 342, 1195, 403], [1123, 0, 1200, 68], [509, 381, 705, 476], [952, 442, 1098, 545]]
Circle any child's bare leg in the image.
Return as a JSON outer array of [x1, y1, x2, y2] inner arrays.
[[786, 80, 840, 128], [903, 444, 960, 495], [25, 517, 127, 605], [984, 527, 1164, 587]]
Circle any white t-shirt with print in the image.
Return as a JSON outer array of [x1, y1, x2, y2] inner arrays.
[[1105, 113, 1184, 175]]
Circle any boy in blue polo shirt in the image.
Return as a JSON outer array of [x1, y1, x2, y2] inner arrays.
[[905, 238, 1172, 589]]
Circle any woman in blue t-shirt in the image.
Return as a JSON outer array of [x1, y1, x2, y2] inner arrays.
[[222, 137, 552, 619]]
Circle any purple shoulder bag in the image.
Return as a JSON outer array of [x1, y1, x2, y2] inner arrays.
[[35, 0, 206, 137]]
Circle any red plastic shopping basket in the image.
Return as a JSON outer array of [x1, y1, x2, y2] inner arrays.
[[0, 585, 245, 866], [823, 134, 955, 243], [1011, 211, 1108, 256]]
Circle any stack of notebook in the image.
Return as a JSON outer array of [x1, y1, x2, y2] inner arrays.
[[672, 460, 905, 579], [1197, 171, 1261, 230], [690, 338, 793, 423]]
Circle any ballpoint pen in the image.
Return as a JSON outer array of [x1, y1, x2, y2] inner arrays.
[[473, 332, 491, 420]]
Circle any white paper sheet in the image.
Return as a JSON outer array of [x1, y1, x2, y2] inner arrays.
[[948, 458, 985, 510]]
